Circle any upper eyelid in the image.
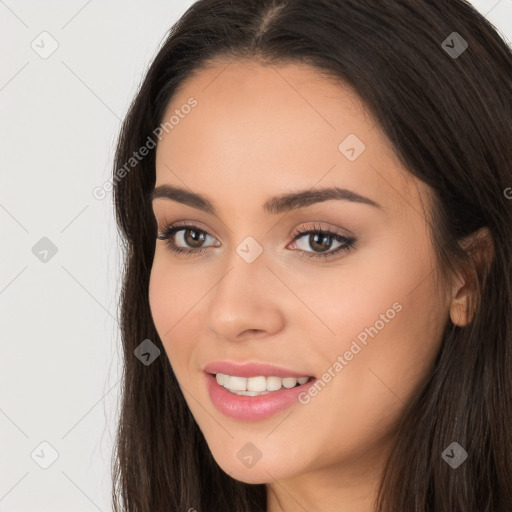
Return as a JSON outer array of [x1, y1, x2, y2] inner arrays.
[[157, 221, 349, 243], [157, 222, 356, 261], [157, 219, 214, 235]]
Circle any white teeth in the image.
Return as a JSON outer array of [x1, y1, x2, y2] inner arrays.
[[215, 373, 311, 394], [282, 377, 298, 389], [228, 376, 247, 391], [232, 390, 269, 396], [266, 376, 282, 391], [247, 376, 267, 392]]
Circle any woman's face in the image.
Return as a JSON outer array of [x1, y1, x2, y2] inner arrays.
[[149, 59, 451, 492]]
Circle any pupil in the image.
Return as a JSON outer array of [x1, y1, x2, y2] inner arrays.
[[310, 233, 332, 252], [186, 229, 205, 247]]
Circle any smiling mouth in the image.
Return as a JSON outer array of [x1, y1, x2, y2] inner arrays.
[[213, 373, 314, 396]]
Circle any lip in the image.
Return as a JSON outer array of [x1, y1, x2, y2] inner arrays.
[[204, 363, 318, 421], [203, 361, 314, 379]]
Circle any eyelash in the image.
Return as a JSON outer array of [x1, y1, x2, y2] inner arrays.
[[156, 222, 356, 260]]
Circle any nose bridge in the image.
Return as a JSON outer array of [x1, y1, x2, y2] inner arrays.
[[206, 239, 284, 340]]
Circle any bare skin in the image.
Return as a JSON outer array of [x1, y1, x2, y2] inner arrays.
[[148, 58, 478, 512]]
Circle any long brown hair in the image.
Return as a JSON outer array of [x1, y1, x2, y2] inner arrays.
[[111, 1, 512, 510]]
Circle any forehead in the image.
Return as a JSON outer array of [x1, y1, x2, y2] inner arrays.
[[158, 58, 371, 154], [154, 58, 425, 218]]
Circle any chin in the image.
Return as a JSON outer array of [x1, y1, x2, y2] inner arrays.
[[211, 448, 302, 485]]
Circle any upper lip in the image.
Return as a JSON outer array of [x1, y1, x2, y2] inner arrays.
[[203, 361, 314, 378]]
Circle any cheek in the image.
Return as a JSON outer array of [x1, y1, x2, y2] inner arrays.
[[351, 258, 444, 409], [296, 227, 446, 412], [148, 256, 174, 334], [149, 252, 203, 330], [148, 254, 202, 370]]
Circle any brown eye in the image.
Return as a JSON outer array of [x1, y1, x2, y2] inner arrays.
[[157, 224, 220, 255], [289, 223, 356, 260], [182, 228, 207, 248], [308, 232, 334, 252]]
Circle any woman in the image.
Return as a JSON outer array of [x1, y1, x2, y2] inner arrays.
[[111, 1, 512, 510]]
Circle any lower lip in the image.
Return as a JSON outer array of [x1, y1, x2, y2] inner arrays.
[[205, 373, 317, 421]]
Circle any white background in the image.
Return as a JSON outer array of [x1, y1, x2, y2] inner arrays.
[[1, 1, 511, 510]]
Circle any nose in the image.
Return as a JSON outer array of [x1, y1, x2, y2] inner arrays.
[[205, 250, 285, 343]]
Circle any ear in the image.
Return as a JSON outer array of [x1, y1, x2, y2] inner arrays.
[[449, 226, 494, 327]]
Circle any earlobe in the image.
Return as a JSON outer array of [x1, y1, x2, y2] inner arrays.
[[449, 226, 494, 327], [449, 283, 472, 327]]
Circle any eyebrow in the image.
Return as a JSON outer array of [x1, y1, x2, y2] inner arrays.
[[149, 184, 383, 215]]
